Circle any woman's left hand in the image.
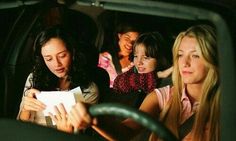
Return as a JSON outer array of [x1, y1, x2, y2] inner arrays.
[[49, 103, 73, 133]]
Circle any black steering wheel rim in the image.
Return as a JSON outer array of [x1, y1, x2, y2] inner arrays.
[[89, 103, 178, 141]]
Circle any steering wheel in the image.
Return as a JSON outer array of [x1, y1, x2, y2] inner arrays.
[[89, 103, 178, 141]]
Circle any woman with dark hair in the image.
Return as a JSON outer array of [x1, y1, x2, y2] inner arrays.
[[113, 32, 172, 107], [98, 21, 141, 87], [17, 26, 99, 132]]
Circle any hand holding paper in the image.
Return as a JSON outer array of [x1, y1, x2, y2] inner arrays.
[[36, 91, 76, 116]]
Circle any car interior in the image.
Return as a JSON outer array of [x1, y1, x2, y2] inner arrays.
[[0, 0, 235, 140]]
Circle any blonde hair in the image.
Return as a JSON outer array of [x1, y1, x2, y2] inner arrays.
[[152, 25, 220, 141]]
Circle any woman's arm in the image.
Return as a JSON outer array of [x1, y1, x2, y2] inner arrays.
[[48, 82, 99, 133], [68, 90, 161, 140], [157, 66, 173, 78], [121, 91, 161, 131], [49, 103, 73, 133], [68, 102, 126, 141], [18, 88, 46, 121], [17, 73, 34, 120]]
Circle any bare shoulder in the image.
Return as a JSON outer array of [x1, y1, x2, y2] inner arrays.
[[139, 85, 172, 117]]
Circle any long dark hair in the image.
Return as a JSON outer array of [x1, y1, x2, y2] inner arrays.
[[32, 25, 92, 90], [111, 22, 141, 73]]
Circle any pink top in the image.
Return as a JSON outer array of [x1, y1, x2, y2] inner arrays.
[[154, 85, 208, 140], [98, 52, 132, 87]]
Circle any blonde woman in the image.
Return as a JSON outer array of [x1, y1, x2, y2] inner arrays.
[[68, 25, 220, 141]]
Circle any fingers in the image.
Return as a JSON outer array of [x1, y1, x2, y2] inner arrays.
[[130, 62, 134, 67], [58, 103, 67, 116], [92, 118, 98, 125], [50, 104, 73, 133], [68, 109, 80, 128], [23, 97, 46, 110], [23, 89, 46, 112], [68, 102, 95, 130], [53, 104, 67, 121], [25, 88, 40, 98], [49, 104, 68, 122]]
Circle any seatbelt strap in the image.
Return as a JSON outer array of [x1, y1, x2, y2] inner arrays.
[[179, 114, 195, 139]]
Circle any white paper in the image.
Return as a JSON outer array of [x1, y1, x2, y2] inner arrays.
[[70, 86, 82, 94], [70, 86, 83, 102], [36, 91, 76, 116]]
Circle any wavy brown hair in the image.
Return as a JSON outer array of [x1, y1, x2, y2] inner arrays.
[[31, 25, 92, 91]]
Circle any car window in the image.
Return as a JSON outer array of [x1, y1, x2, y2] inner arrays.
[[0, 7, 23, 63]]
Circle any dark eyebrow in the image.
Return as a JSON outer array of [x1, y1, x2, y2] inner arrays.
[[43, 50, 68, 57], [57, 50, 68, 54]]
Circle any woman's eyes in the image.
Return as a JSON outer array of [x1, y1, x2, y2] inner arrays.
[[143, 56, 151, 60], [177, 54, 199, 58], [133, 55, 151, 60], [58, 53, 67, 58], [44, 53, 68, 61], [177, 54, 183, 58], [192, 54, 200, 58], [124, 37, 131, 42], [43, 56, 52, 61], [45, 58, 52, 61]]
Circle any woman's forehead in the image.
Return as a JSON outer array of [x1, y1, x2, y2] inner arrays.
[[41, 38, 67, 55]]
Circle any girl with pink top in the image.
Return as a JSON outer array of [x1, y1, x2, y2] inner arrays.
[[98, 21, 141, 87], [67, 25, 220, 141]]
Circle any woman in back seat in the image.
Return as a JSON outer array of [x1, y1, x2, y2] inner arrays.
[[98, 21, 141, 87], [112, 32, 172, 107]]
